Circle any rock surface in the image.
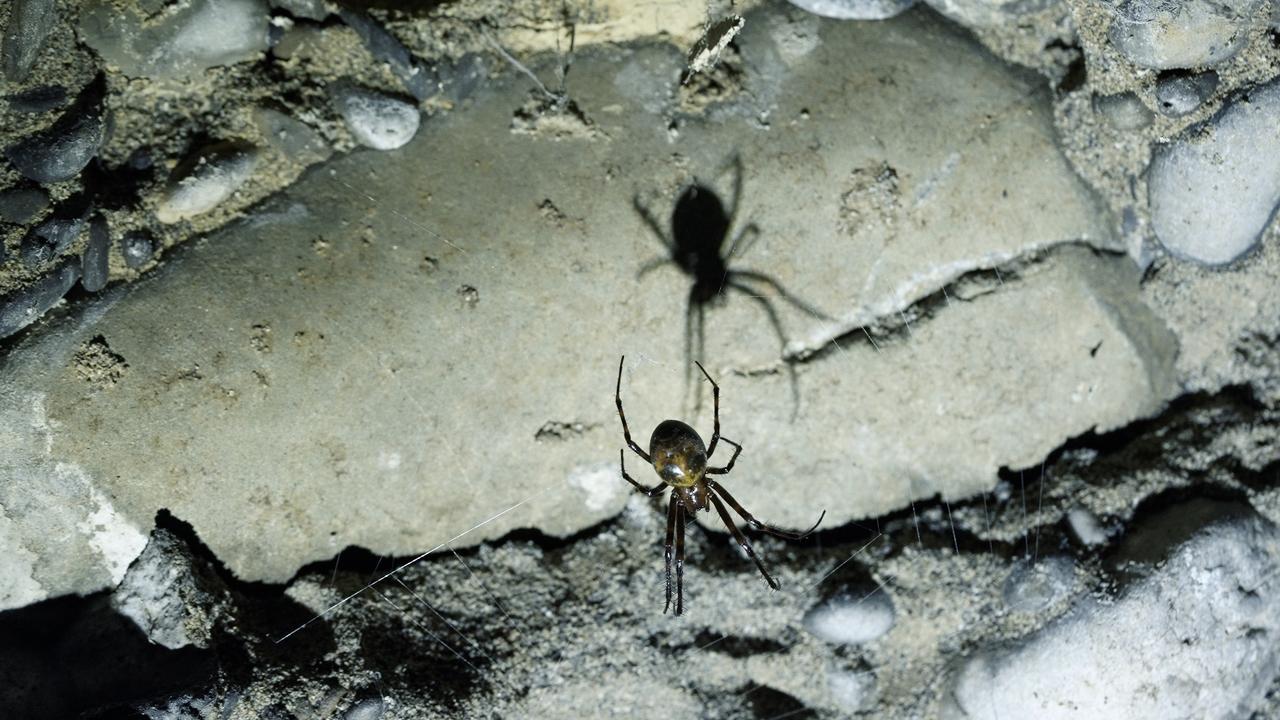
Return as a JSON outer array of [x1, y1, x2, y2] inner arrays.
[[948, 510, 1280, 719], [1150, 78, 1280, 265], [78, 0, 269, 80], [0, 11, 1165, 593], [1, 0, 56, 82], [1108, 0, 1264, 70], [156, 145, 259, 224], [786, 0, 918, 20]]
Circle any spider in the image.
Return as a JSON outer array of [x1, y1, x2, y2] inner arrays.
[[614, 355, 825, 615], [632, 156, 832, 420]]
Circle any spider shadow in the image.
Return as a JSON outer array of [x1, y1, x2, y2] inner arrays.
[[632, 156, 832, 421]]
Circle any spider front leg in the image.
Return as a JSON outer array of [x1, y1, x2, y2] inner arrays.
[[706, 438, 741, 474], [615, 356, 652, 463], [707, 478, 824, 540], [674, 499, 686, 615], [620, 450, 666, 496], [709, 491, 779, 590], [694, 360, 721, 456], [664, 494, 678, 614]]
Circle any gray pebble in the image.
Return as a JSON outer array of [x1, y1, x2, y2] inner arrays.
[[270, 0, 328, 21], [1150, 78, 1280, 265], [337, 9, 434, 101], [436, 53, 489, 106], [1002, 557, 1075, 613], [786, 0, 918, 19], [81, 216, 110, 292], [121, 231, 156, 269], [5, 84, 67, 113], [1154, 71, 1219, 117], [19, 208, 87, 268], [0, 261, 80, 339], [2, 0, 57, 82], [254, 107, 331, 165], [79, 0, 269, 80], [344, 698, 386, 720], [156, 144, 260, 224], [1094, 91, 1153, 130], [3, 95, 105, 184], [0, 187, 50, 224], [1109, 0, 1262, 69], [923, 0, 1056, 27], [333, 85, 421, 151]]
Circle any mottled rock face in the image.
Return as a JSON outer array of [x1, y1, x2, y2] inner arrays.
[[949, 508, 1280, 720], [785, 0, 918, 20], [1108, 0, 1264, 69], [0, 10, 1161, 599], [1150, 79, 1280, 265], [78, 0, 269, 80]]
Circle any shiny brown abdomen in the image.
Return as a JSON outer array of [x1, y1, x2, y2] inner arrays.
[[649, 419, 708, 488]]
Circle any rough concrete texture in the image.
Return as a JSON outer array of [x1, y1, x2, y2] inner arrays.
[[3, 0, 1280, 718], [0, 7, 1173, 602]]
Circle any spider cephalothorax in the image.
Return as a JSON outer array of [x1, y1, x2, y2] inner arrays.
[[614, 356, 824, 615]]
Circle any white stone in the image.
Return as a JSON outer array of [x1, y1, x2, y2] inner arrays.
[[786, 0, 917, 20], [335, 87, 421, 151], [948, 514, 1280, 719], [1150, 78, 1280, 265], [804, 588, 895, 644]]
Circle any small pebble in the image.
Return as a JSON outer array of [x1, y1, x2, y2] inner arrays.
[[0, 186, 50, 224], [827, 668, 873, 712], [1068, 507, 1108, 546], [4, 98, 105, 184], [787, 0, 918, 19], [2, 0, 57, 82], [156, 144, 259, 224], [5, 84, 67, 113], [804, 588, 895, 644], [923, 0, 1056, 27], [344, 697, 386, 720], [1109, 0, 1262, 69], [1094, 91, 1153, 130], [121, 231, 156, 269], [334, 86, 421, 151], [254, 107, 331, 165], [270, 0, 328, 21], [81, 216, 110, 292], [1002, 556, 1074, 613], [79, 0, 269, 80], [337, 9, 434, 100], [1150, 78, 1280, 265], [0, 261, 81, 338], [19, 208, 88, 268], [1154, 71, 1218, 117]]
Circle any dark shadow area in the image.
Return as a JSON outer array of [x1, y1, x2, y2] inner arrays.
[[0, 592, 216, 718], [633, 156, 833, 420]]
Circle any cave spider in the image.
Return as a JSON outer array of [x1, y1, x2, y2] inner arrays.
[[614, 356, 825, 615]]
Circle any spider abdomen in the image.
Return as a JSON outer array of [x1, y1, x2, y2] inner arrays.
[[649, 419, 707, 488]]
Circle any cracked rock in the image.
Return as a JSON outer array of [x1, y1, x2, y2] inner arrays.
[[111, 528, 229, 650], [948, 505, 1280, 719]]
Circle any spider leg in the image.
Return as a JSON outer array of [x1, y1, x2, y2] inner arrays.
[[632, 195, 674, 251], [620, 449, 667, 496], [694, 360, 721, 457], [675, 499, 686, 615], [705, 437, 741, 475], [709, 491, 779, 590], [615, 356, 652, 463], [726, 278, 801, 422], [707, 478, 825, 540], [664, 494, 677, 614]]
